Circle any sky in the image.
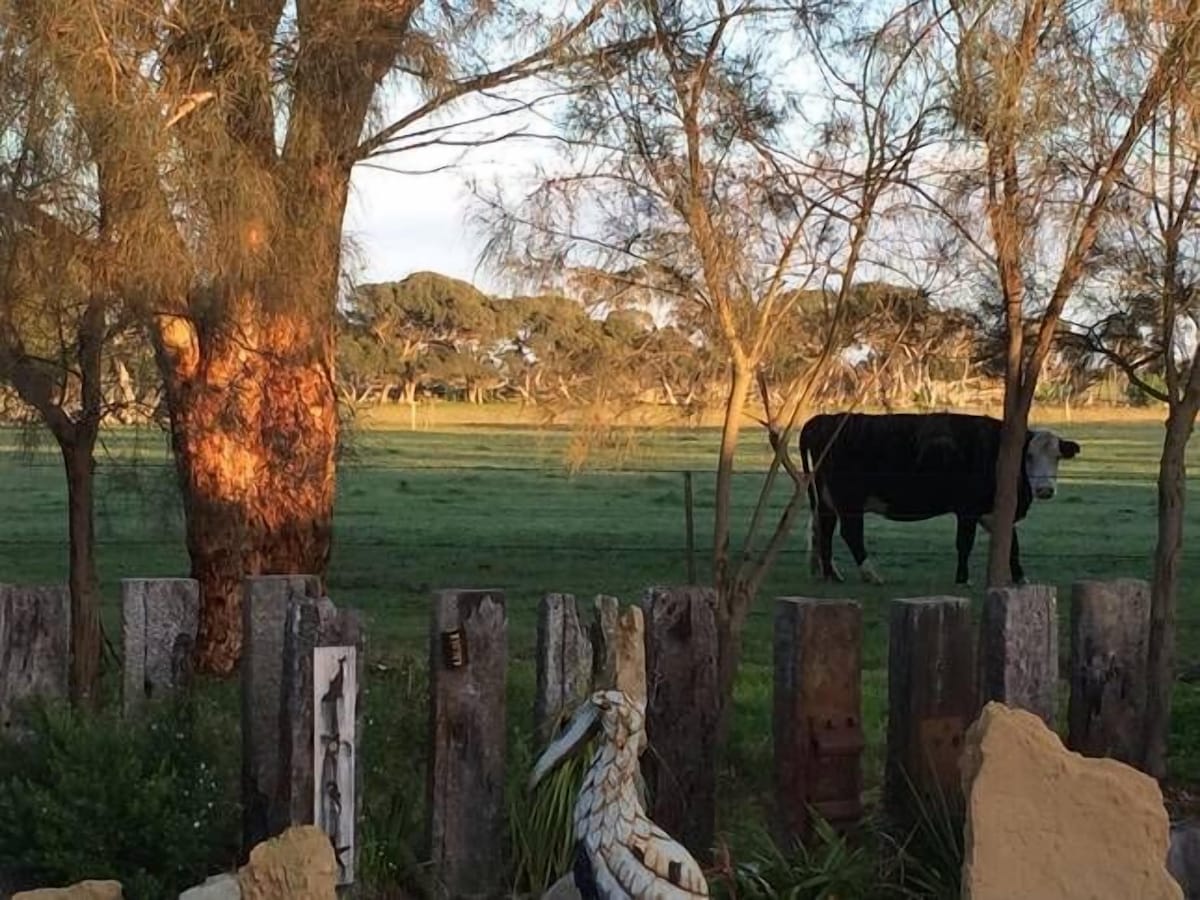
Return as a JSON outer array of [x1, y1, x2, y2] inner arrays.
[[339, 3, 833, 298], [342, 139, 529, 296]]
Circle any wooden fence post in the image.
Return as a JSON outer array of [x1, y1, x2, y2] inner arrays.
[[534, 593, 592, 745], [428, 589, 507, 900], [885, 597, 975, 822], [590, 594, 619, 692], [121, 578, 200, 714], [0, 584, 69, 736], [641, 585, 719, 860], [241, 574, 321, 854], [279, 594, 364, 889], [774, 597, 864, 843], [1067, 578, 1151, 766], [978, 584, 1058, 726]]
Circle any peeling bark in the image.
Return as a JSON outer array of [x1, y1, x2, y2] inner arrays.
[[159, 306, 338, 675]]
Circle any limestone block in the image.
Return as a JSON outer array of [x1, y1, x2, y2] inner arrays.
[[12, 881, 123, 900], [178, 873, 241, 900], [962, 701, 1181, 900], [237, 825, 336, 900]]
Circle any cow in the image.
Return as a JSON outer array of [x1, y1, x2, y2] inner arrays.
[[798, 411, 1081, 586]]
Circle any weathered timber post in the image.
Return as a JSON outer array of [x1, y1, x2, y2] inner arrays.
[[977, 584, 1058, 726], [534, 593, 592, 745], [1067, 578, 1150, 766], [640, 585, 719, 860], [427, 589, 507, 900], [774, 598, 864, 843], [121, 578, 200, 714], [0, 584, 69, 735], [279, 594, 364, 889], [241, 574, 321, 855], [885, 597, 975, 822], [615, 603, 646, 705], [590, 594, 619, 691]]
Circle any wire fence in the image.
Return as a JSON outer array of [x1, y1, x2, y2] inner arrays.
[[0, 458, 1183, 569]]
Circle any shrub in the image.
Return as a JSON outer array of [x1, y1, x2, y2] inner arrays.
[[508, 727, 591, 896], [712, 816, 909, 900], [357, 655, 435, 899], [0, 693, 238, 900]]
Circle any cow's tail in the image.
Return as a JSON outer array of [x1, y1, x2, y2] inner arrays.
[[800, 425, 820, 574]]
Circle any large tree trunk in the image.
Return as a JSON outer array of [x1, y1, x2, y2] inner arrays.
[[1143, 401, 1198, 778], [62, 433, 101, 707], [162, 312, 337, 675]]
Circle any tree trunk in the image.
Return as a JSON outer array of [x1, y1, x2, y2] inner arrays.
[[986, 403, 1029, 588], [160, 310, 337, 675], [713, 362, 752, 741], [715, 575, 751, 748], [62, 434, 101, 707], [1143, 401, 1198, 778]]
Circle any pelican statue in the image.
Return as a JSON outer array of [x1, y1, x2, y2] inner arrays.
[[529, 689, 710, 899]]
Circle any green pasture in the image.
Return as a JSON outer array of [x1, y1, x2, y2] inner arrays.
[[1, 411, 1199, 885]]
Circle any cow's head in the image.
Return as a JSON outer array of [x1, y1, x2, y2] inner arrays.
[[1026, 429, 1081, 500]]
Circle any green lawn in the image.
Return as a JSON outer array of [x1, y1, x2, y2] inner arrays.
[[1, 410, 1198, 887]]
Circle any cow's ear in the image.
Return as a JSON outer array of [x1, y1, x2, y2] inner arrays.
[[1059, 439, 1081, 459]]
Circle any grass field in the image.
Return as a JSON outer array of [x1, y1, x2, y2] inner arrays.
[[1, 403, 1199, 885]]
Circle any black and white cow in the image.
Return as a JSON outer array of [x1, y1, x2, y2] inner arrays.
[[798, 412, 1081, 585]]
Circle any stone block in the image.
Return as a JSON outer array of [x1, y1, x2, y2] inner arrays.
[[962, 701, 1181, 900], [178, 873, 241, 900], [238, 825, 336, 900]]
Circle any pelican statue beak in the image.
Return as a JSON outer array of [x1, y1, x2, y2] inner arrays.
[[529, 697, 600, 791]]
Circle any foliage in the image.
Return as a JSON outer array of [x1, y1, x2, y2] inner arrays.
[[712, 795, 965, 900], [713, 817, 908, 900], [508, 728, 593, 895], [891, 772, 966, 900], [0, 694, 238, 900], [358, 655, 436, 899]]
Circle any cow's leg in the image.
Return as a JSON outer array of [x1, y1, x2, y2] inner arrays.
[[816, 506, 843, 582], [1009, 526, 1026, 585], [839, 510, 883, 585], [955, 514, 977, 585]]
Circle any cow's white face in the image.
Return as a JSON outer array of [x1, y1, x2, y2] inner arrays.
[[1026, 430, 1081, 500]]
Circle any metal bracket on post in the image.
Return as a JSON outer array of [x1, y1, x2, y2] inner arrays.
[[441, 628, 468, 669], [917, 715, 966, 795], [807, 714, 866, 825]]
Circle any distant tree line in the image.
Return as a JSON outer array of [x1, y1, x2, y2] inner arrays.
[[328, 270, 1157, 414], [0, 269, 1165, 429]]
